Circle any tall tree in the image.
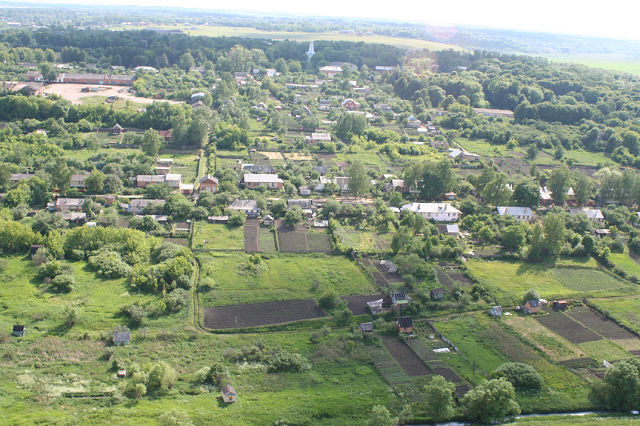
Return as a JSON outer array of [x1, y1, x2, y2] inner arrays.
[[512, 181, 539, 208], [549, 167, 570, 205], [572, 171, 593, 206], [422, 375, 455, 421], [141, 129, 163, 157], [347, 160, 370, 196], [461, 378, 520, 424]]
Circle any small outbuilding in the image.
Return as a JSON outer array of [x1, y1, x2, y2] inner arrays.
[[553, 300, 568, 311], [359, 322, 373, 333], [523, 299, 541, 314], [397, 316, 414, 334], [221, 385, 238, 403], [12, 325, 25, 337], [262, 214, 275, 226], [392, 291, 411, 306], [430, 288, 445, 301], [112, 326, 130, 346], [489, 306, 503, 317], [30, 244, 44, 256], [367, 299, 384, 315], [117, 369, 127, 378]]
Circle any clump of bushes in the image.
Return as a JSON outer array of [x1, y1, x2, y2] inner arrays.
[[88, 249, 132, 278], [490, 362, 543, 392], [226, 343, 311, 373], [125, 361, 177, 399]]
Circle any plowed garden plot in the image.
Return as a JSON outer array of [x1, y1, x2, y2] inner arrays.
[[342, 294, 382, 315], [244, 220, 259, 252], [558, 358, 597, 368], [404, 338, 439, 361], [381, 336, 430, 377], [630, 350, 640, 357], [366, 345, 409, 385], [536, 311, 601, 343], [455, 384, 471, 396], [566, 306, 638, 340], [203, 299, 326, 329], [374, 261, 403, 283], [276, 222, 332, 253], [433, 367, 462, 383]]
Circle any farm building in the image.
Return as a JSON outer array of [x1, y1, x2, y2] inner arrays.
[[496, 206, 536, 222], [397, 316, 414, 334], [199, 175, 219, 193], [392, 291, 411, 306], [242, 174, 284, 190], [380, 259, 398, 274], [221, 385, 238, 403], [523, 299, 541, 314], [112, 326, 130, 346], [430, 288, 445, 301], [22, 82, 45, 96], [228, 199, 260, 218], [208, 215, 229, 224], [401, 203, 461, 222], [359, 322, 373, 332], [12, 325, 25, 336], [489, 306, 502, 317], [305, 132, 332, 144], [55, 72, 134, 86]]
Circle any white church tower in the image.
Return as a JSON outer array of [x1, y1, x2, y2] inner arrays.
[[306, 41, 315, 62]]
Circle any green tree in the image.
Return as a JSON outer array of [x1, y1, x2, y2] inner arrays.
[[502, 224, 526, 252], [549, 167, 570, 205], [512, 181, 539, 208], [572, 171, 593, 206], [461, 378, 520, 423], [526, 223, 545, 262], [491, 362, 543, 392], [367, 405, 397, 426], [178, 52, 195, 71], [543, 214, 565, 258], [423, 375, 455, 421], [522, 289, 540, 303], [147, 361, 177, 394], [283, 206, 304, 227], [592, 359, 640, 411], [347, 160, 370, 196], [85, 169, 105, 194], [141, 129, 163, 158]]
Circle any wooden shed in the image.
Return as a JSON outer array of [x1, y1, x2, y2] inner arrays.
[[221, 384, 238, 403]]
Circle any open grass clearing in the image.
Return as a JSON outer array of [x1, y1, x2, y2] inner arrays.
[[576, 339, 634, 362], [610, 251, 640, 279], [551, 268, 627, 292], [198, 252, 376, 306], [192, 222, 245, 251]]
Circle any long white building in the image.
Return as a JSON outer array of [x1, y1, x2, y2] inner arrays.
[[401, 203, 461, 222]]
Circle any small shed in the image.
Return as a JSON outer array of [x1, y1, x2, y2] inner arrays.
[[208, 215, 229, 224], [12, 325, 25, 337], [489, 306, 502, 317], [117, 369, 127, 378], [523, 299, 541, 314], [397, 316, 414, 334], [111, 123, 123, 135], [367, 299, 383, 314], [392, 291, 411, 306], [359, 322, 373, 333], [430, 288, 445, 301], [30, 244, 44, 256], [262, 214, 275, 226], [112, 326, 130, 346], [553, 300, 568, 311], [380, 259, 398, 274], [221, 384, 238, 403]]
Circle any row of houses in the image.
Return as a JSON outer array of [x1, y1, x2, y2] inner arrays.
[[26, 71, 135, 86]]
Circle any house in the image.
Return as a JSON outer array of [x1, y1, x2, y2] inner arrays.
[[287, 199, 313, 210], [553, 300, 568, 311], [319, 65, 342, 78], [392, 291, 411, 306], [208, 215, 229, 224], [22, 82, 45, 96], [156, 158, 174, 167], [126, 199, 166, 215], [359, 322, 373, 333], [243, 174, 284, 190], [375, 66, 394, 73], [430, 288, 445, 301], [385, 179, 408, 193], [473, 108, 514, 119], [12, 325, 25, 337], [221, 385, 238, 403], [156, 165, 171, 175], [401, 203, 462, 222], [539, 186, 553, 207], [233, 72, 248, 84], [397, 316, 414, 334], [199, 175, 219, 193], [496, 206, 536, 222], [179, 183, 194, 195], [262, 214, 275, 226], [380, 259, 398, 274], [523, 299, 541, 314], [11, 173, 34, 183], [445, 192, 457, 201], [26, 70, 44, 81], [134, 214, 168, 223], [158, 130, 173, 143], [406, 115, 421, 128], [313, 166, 329, 176], [314, 219, 329, 228], [367, 299, 384, 314], [299, 186, 311, 196], [437, 224, 460, 237], [570, 208, 604, 223], [70, 173, 89, 189], [374, 103, 392, 112], [165, 174, 182, 189], [112, 326, 130, 346], [117, 369, 127, 378], [242, 164, 275, 174], [60, 211, 87, 224], [489, 306, 503, 317], [228, 199, 260, 218], [110, 123, 123, 136], [595, 228, 611, 238], [50, 198, 84, 212], [342, 98, 360, 111], [305, 132, 332, 144], [190, 92, 206, 103]]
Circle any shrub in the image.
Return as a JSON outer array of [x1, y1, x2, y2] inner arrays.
[[124, 304, 147, 327], [491, 362, 543, 392], [228, 211, 246, 226], [166, 288, 189, 313], [51, 274, 75, 293], [38, 260, 71, 280], [88, 250, 132, 278], [318, 290, 340, 310]]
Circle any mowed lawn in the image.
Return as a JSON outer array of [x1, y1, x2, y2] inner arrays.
[[198, 253, 376, 306], [609, 251, 640, 279], [467, 259, 637, 303], [192, 222, 245, 250], [0, 256, 180, 337]]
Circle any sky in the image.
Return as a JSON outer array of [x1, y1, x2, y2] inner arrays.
[[26, 0, 640, 40]]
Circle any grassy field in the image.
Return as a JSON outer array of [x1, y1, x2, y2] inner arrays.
[[589, 296, 640, 336], [0, 256, 177, 338], [332, 225, 394, 253], [116, 24, 464, 52], [192, 222, 245, 251], [432, 313, 591, 412], [457, 137, 522, 157], [198, 252, 376, 306], [610, 251, 640, 279], [550, 54, 640, 76], [170, 154, 199, 183], [467, 259, 637, 304]]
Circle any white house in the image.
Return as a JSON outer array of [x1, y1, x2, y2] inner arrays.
[[496, 206, 536, 222], [401, 203, 462, 222], [570, 208, 604, 223]]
